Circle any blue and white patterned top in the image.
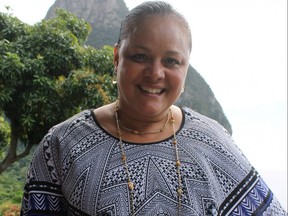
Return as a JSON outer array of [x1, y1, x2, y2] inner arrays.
[[21, 107, 287, 215]]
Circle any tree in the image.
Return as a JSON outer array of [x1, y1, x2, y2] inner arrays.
[[0, 9, 117, 174]]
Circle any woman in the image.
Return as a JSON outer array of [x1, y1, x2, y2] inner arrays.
[[21, 1, 286, 215]]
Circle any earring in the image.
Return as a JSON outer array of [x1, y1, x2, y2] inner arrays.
[[181, 87, 184, 93], [112, 67, 117, 84]]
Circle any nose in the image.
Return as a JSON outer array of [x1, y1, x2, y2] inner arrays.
[[144, 60, 165, 81]]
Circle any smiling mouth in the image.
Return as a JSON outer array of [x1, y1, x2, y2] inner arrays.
[[140, 86, 165, 94]]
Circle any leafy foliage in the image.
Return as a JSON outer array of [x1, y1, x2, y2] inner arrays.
[[0, 201, 20, 216], [0, 8, 117, 174], [0, 147, 31, 203], [0, 11, 28, 41], [0, 144, 32, 215], [0, 116, 10, 158]]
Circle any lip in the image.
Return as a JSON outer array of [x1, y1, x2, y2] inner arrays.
[[138, 85, 166, 95]]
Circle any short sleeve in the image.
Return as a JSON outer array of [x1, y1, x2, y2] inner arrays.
[[20, 127, 68, 216]]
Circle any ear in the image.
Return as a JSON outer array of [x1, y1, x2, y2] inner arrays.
[[113, 43, 119, 68]]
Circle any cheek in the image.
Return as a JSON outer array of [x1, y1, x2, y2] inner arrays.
[[172, 71, 187, 88], [116, 63, 136, 87], [118, 60, 141, 79]]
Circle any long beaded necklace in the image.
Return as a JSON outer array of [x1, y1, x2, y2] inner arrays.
[[114, 101, 183, 216]]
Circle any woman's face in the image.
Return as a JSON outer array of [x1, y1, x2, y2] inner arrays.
[[114, 15, 190, 118]]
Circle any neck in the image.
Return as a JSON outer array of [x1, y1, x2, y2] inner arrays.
[[114, 101, 172, 135]]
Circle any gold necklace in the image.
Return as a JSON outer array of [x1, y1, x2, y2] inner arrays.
[[120, 110, 170, 135], [114, 101, 183, 216]]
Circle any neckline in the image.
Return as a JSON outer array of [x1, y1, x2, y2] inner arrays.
[[90, 106, 186, 145]]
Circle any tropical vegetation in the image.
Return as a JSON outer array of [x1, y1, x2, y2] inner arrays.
[[0, 8, 117, 213]]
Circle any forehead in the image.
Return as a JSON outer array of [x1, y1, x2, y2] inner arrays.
[[125, 15, 190, 54]]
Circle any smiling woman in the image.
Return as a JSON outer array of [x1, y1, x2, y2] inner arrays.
[[19, 1, 287, 216], [0, 0, 286, 213], [114, 14, 190, 118], [0, 0, 287, 214]]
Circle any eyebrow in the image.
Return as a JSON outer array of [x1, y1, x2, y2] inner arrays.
[[133, 45, 182, 56]]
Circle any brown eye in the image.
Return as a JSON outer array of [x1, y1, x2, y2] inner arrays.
[[163, 58, 180, 66], [131, 54, 148, 62]]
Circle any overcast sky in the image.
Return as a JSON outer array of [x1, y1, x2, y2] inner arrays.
[[0, 0, 287, 210]]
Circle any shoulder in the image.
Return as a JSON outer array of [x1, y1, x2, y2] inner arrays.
[[179, 106, 238, 154], [180, 106, 230, 137], [37, 109, 101, 159], [27, 110, 94, 183], [49, 109, 95, 139], [179, 106, 252, 174]]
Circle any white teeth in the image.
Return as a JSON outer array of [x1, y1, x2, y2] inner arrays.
[[142, 87, 162, 94]]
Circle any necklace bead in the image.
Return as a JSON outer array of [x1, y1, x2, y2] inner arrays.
[[128, 181, 134, 190], [121, 154, 126, 161]]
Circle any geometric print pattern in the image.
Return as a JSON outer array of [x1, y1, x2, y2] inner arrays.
[[21, 107, 287, 216], [219, 169, 278, 215], [21, 181, 67, 215]]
